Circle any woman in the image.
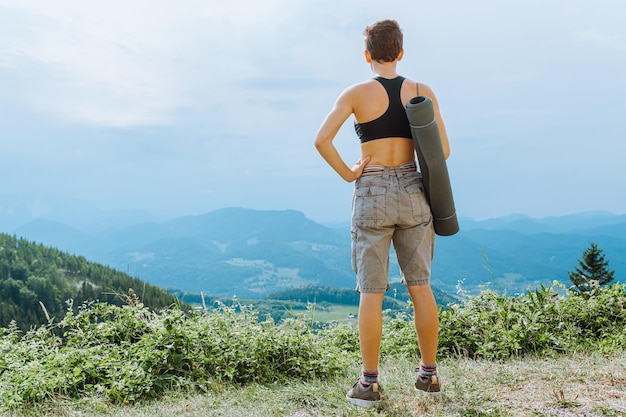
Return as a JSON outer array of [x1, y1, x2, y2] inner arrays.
[[314, 19, 450, 407]]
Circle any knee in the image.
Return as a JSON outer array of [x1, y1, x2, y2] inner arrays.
[[408, 284, 434, 300], [409, 283, 431, 293]]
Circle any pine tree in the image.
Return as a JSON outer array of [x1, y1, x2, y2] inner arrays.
[[568, 242, 615, 295]]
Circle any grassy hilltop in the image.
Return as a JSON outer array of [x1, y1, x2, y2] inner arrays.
[[1, 281, 625, 416]]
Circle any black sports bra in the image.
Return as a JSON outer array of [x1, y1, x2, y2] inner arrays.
[[354, 76, 413, 143]]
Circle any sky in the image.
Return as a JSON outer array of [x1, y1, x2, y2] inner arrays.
[[1, 0, 625, 224]]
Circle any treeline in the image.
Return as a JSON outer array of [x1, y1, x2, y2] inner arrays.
[[167, 288, 313, 322], [0, 233, 183, 330], [267, 283, 457, 308], [170, 286, 411, 323], [167, 284, 459, 324], [268, 285, 361, 305]]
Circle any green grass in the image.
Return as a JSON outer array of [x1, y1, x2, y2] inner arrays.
[[6, 353, 625, 416], [309, 304, 358, 324]]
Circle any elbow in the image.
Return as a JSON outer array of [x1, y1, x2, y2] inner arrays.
[[314, 135, 328, 152]]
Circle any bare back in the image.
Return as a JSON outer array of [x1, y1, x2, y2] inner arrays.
[[314, 65, 449, 183], [352, 77, 419, 167]]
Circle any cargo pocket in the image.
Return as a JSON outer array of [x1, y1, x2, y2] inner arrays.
[[403, 179, 431, 223], [353, 185, 387, 228]]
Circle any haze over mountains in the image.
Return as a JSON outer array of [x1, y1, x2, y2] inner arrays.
[[1, 195, 624, 298]]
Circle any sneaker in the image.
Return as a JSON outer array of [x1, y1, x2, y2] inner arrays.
[[414, 373, 441, 396], [346, 379, 381, 407]]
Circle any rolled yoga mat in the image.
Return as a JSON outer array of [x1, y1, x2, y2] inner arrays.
[[405, 96, 459, 236]]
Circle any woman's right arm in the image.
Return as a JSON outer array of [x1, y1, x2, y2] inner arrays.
[[314, 90, 370, 182]]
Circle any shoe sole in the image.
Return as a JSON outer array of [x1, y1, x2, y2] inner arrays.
[[346, 395, 379, 408], [415, 387, 442, 397]]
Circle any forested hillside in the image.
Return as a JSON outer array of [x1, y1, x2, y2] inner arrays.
[[0, 233, 183, 330]]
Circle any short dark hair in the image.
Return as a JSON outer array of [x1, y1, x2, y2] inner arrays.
[[363, 19, 403, 63]]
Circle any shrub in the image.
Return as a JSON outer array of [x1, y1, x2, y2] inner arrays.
[[378, 282, 626, 361], [0, 301, 351, 407], [1, 282, 625, 409], [434, 282, 626, 359]]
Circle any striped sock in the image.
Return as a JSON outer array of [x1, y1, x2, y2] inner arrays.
[[418, 362, 437, 379], [360, 370, 378, 387]]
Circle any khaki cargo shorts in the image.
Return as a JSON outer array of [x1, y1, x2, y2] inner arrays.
[[351, 161, 434, 293]]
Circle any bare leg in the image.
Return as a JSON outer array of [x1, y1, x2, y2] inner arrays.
[[358, 292, 386, 372], [407, 284, 439, 365]]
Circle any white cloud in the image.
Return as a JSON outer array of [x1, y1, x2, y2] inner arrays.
[[0, 2, 184, 125], [0, 1, 310, 126], [0, 0, 625, 220]]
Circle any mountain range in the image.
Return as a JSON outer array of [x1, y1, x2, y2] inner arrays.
[[1, 196, 624, 298]]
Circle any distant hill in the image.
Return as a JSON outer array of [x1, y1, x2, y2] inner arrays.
[[4, 206, 626, 298], [11, 208, 355, 298], [443, 211, 626, 293], [460, 211, 626, 236], [0, 233, 183, 330]]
